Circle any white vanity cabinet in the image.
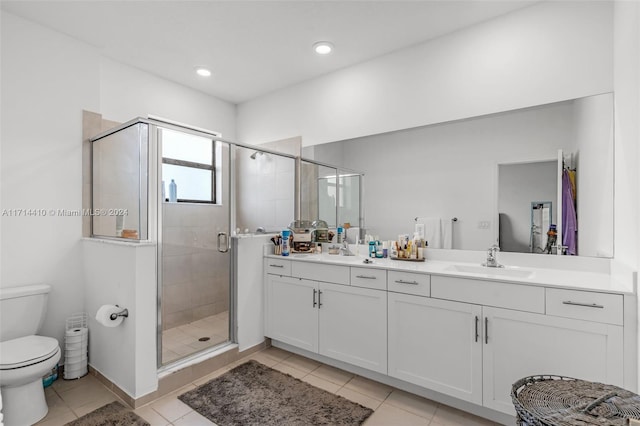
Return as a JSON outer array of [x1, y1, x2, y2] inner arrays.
[[265, 274, 318, 352], [430, 276, 624, 416], [265, 260, 387, 374], [483, 306, 624, 415], [265, 256, 633, 423], [318, 282, 387, 374], [388, 292, 483, 404]]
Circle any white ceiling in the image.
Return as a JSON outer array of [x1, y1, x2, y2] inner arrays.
[[1, 1, 537, 104]]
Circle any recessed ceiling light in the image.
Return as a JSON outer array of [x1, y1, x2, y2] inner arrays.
[[313, 41, 334, 55], [195, 67, 212, 77]]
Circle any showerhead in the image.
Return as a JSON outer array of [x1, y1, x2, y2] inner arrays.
[[250, 151, 264, 159]]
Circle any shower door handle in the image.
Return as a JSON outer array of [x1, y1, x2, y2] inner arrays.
[[217, 232, 229, 253]]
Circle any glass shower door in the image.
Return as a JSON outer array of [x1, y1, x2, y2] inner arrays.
[[158, 127, 231, 366]]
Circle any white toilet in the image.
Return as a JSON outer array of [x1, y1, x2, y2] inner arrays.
[[0, 284, 61, 426]]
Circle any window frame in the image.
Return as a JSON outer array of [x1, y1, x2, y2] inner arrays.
[[162, 140, 216, 204]]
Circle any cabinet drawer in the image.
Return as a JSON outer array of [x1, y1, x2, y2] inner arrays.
[[264, 258, 291, 276], [291, 262, 350, 285], [350, 267, 387, 290], [431, 276, 544, 313], [388, 271, 430, 297], [546, 289, 623, 325]]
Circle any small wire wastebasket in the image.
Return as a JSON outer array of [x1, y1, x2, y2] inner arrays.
[[511, 375, 640, 426]]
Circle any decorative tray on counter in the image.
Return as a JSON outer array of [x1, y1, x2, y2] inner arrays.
[[390, 257, 425, 262]]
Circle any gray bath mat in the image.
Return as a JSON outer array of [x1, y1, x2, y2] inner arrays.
[[178, 360, 373, 426], [64, 401, 150, 426]]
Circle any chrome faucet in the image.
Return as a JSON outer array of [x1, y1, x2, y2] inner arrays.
[[482, 245, 503, 268], [340, 240, 355, 256]]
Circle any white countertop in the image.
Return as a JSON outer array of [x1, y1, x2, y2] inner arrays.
[[265, 251, 636, 295]]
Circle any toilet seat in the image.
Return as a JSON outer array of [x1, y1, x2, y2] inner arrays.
[[0, 335, 60, 369]]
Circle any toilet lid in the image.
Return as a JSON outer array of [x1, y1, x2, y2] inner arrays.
[[0, 335, 60, 369]]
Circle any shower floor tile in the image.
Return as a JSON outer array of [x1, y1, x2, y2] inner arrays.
[[162, 311, 229, 364]]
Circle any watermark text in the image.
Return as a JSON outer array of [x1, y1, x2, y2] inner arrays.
[[2, 208, 129, 217]]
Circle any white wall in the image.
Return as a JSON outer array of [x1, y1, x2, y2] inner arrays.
[[613, 1, 640, 271], [0, 11, 237, 364], [237, 1, 612, 147], [83, 240, 157, 398], [100, 58, 236, 140], [574, 95, 615, 258], [234, 235, 270, 351], [1, 12, 99, 349], [612, 0, 640, 389]]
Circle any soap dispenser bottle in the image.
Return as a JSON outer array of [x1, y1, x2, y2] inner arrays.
[[369, 241, 376, 258]]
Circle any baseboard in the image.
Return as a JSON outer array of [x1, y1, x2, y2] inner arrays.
[[272, 340, 515, 426], [87, 339, 269, 409]]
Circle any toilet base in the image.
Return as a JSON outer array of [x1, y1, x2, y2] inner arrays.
[[1, 379, 48, 426]]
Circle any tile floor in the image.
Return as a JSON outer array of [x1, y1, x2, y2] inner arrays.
[[162, 311, 229, 364], [36, 346, 500, 426]]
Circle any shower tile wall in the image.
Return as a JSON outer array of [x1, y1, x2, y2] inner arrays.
[[81, 111, 129, 237], [236, 153, 295, 233], [162, 203, 229, 330], [299, 164, 319, 224]]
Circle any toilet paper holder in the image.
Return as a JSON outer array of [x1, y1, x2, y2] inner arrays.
[[110, 305, 129, 321]]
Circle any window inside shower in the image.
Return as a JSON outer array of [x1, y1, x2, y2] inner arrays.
[[161, 128, 217, 204]]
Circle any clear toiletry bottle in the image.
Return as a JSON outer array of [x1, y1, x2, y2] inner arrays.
[[169, 179, 177, 203], [390, 242, 398, 259]]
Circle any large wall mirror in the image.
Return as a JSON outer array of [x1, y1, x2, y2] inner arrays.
[[307, 92, 614, 258]]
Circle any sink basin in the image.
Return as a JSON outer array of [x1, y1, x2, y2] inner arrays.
[[445, 264, 533, 279], [289, 253, 316, 258], [325, 254, 366, 263]]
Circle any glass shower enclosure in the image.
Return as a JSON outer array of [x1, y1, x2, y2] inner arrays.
[[91, 119, 363, 368], [91, 118, 233, 368]]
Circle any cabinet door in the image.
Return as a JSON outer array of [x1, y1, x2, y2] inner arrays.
[[318, 282, 387, 374], [483, 306, 624, 415], [388, 292, 482, 404], [265, 275, 318, 353]]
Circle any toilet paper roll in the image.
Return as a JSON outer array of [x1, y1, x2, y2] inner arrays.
[[96, 305, 125, 327], [65, 327, 88, 338]]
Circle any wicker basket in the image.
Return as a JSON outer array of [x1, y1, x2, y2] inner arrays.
[[511, 375, 640, 426]]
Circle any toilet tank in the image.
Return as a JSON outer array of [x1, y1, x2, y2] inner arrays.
[[0, 284, 51, 342]]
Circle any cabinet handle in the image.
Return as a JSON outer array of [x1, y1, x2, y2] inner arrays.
[[484, 317, 488, 344], [318, 290, 323, 308], [313, 289, 317, 308], [394, 280, 419, 285], [475, 316, 479, 342], [269, 264, 284, 268], [562, 301, 604, 309], [356, 275, 377, 280]]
